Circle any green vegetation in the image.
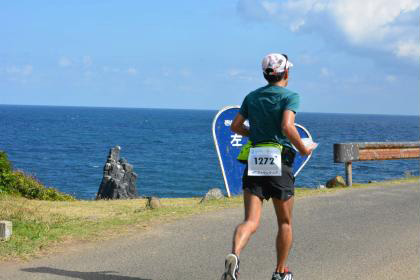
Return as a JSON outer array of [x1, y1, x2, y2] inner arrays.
[[0, 151, 12, 173], [0, 194, 243, 260], [0, 176, 418, 261], [0, 150, 74, 201]]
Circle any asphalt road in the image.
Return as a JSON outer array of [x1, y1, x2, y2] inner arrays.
[[1, 183, 419, 280]]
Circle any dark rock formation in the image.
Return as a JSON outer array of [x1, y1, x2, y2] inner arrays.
[[96, 146, 139, 199], [326, 176, 346, 188]]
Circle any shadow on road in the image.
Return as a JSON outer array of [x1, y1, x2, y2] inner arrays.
[[21, 267, 152, 280]]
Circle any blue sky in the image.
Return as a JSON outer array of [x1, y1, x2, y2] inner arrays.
[[0, 0, 419, 115]]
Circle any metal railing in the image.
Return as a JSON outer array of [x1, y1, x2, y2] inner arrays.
[[333, 141, 420, 186]]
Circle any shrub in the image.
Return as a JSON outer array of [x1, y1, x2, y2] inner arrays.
[[0, 171, 75, 201], [0, 151, 12, 173], [0, 151, 74, 201]]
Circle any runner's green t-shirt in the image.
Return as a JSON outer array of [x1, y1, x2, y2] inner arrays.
[[239, 84, 300, 148]]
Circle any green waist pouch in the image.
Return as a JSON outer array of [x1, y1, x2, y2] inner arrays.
[[237, 141, 283, 164]]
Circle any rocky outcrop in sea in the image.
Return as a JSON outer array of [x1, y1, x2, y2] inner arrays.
[[96, 146, 139, 199]]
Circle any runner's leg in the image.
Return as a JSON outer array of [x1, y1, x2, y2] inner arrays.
[[232, 189, 263, 256], [272, 196, 294, 273]]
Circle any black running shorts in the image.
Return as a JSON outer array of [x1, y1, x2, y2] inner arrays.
[[242, 147, 295, 201]]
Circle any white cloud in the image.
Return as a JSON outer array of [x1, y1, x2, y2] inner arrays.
[[103, 66, 120, 73], [2, 64, 33, 84], [386, 75, 397, 82], [83, 56, 93, 67], [329, 0, 418, 44], [179, 68, 192, 78], [127, 67, 137, 75], [395, 39, 420, 58], [161, 67, 172, 77], [5, 64, 33, 76], [58, 56, 72, 67], [261, 0, 279, 16], [290, 19, 305, 32], [227, 68, 259, 82], [296, 53, 318, 65], [22, 65, 33, 76], [84, 71, 94, 79], [228, 69, 242, 77], [320, 67, 331, 77], [238, 0, 420, 61], [5, 66, 19, 75]]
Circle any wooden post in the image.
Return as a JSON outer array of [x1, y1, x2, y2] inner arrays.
[[345, 162, 352, 186]]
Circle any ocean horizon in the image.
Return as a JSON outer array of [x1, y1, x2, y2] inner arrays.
[[1, 103, 419, 117], [0, 104, 419, 199]]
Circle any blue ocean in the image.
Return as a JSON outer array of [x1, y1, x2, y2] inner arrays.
[[0, 105, 418, 199]]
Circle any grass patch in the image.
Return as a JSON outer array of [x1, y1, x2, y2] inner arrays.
[[0, 194, 243, 261], [352, 176, 419, 187], [0, 176, 418, 261], [295, 176, 420, 197]]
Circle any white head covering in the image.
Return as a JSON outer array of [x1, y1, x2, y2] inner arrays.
[[262, 53, 293, 75]]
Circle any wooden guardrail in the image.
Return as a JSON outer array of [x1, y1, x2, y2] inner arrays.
[[333, 141, 420, 186]]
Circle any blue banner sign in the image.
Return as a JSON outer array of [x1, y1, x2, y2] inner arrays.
[[212, 106, 247, 196], [213, 106, 314, 197]]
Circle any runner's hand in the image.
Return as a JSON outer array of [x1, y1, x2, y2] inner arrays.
[[301, 142, 318, 156]]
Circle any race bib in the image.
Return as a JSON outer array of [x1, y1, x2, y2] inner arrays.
[[248, 147, 282, 176]]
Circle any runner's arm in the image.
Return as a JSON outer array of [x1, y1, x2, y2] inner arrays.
[[231, 113, 250, 137], [282, 110, 314, 156]]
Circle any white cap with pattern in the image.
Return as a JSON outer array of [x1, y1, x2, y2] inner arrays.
[[262, 53, 293, 75]]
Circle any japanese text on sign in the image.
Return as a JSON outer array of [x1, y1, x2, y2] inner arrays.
[[230, 134, 243, 147]]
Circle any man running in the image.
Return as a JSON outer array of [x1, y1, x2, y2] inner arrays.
[[221, 53, 316, 280]]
